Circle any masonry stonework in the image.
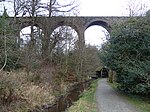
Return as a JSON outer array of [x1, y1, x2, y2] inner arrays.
[[12, 16, 128, 39]]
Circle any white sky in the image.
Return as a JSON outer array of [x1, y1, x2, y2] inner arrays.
[[79, 0, 125, 16], [79, 0, 150, 16], [85, 26, 108, 48]]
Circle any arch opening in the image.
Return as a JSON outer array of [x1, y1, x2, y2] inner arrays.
[[84, 25, 109, 49], [50, 26, 78, 53], [84, 21, 110, 79], [48, 25, 79, 64], [84, 21, 110, 78], [20, 26, 44, 55]]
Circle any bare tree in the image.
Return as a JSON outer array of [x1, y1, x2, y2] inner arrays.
[[46, 0, 79, 16], [40, 0, 79, 60], [125, 0, 148, 16]]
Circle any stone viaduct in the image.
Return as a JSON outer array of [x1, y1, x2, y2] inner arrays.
[[12, 16, 129, 44]]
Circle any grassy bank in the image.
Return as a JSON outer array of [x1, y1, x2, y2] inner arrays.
[[109, 82, 150, 112], [67, 79, 99, 112], [126, 95, 150, 112]]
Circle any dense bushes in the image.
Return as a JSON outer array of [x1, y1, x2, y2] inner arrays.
[[99, 16, 150, 96], [0, 38, 22, 71]]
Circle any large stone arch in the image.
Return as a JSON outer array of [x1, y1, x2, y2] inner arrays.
[[83, 19, 110, 47], [84, 19, 111, 32], [9, 16, 129, 52], [11, 16, 129, 33], [8, 16, 129, 59], [11, 16, 129, 44]]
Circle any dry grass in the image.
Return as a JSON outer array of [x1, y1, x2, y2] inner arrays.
[[0, 67, 80, 112], [0, 71, 55, 111], [20, 83, 55, 107]]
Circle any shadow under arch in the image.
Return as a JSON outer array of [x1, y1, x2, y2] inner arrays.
[[84, 19, 111, 33]]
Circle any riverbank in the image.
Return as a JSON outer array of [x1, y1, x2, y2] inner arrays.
[[67, 79, 99, 112]]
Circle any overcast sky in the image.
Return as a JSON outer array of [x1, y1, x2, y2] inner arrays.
[[80, 0, 125, 16], [79, 0, 150, 16]]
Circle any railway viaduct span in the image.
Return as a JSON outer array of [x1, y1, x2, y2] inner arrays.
[[12, 16, 129, 43]]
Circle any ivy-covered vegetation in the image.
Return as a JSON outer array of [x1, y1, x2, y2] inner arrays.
[[99, 15, 150, 96]]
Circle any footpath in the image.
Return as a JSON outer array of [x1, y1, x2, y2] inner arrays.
[[96, 79, 139, 112]]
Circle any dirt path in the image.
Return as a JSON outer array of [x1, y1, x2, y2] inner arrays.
[[96, 79, 139, 112]]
